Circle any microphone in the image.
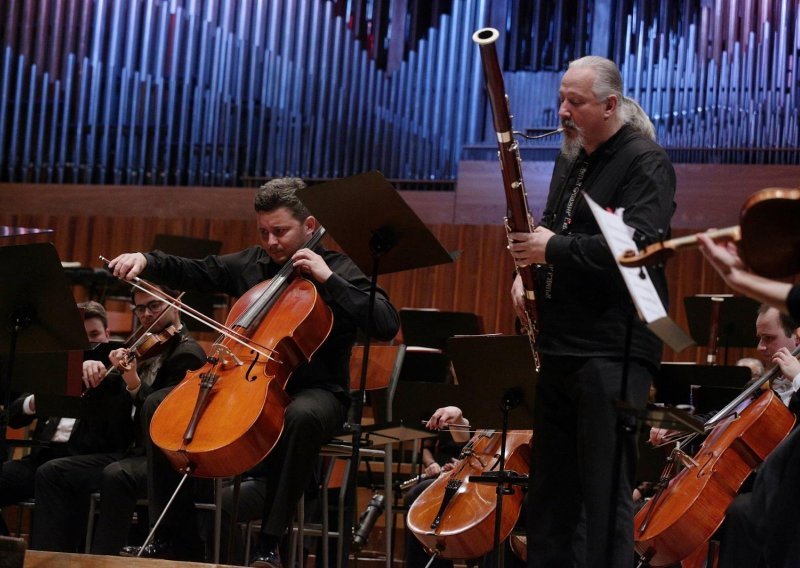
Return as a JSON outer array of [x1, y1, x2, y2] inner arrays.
[[352, 493, 385, 551]]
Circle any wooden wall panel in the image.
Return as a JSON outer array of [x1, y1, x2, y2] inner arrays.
[[0, 210, 767, 363], [457, 161, 800, 228], [5, 171, 798, 366]]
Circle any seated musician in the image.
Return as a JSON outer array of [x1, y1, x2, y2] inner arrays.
[[649, 304, 800, 447], [29, 286, 205, 554], [697, 233, 800, 567], [404, 406, 470, 568], [107, 178, 400, 567], [405, 406, 529, 568], [0, 301, 119, 535]]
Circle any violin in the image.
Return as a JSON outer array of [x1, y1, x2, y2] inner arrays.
[[112, 324, 181, 371], [407, 429, 532, 560], [619, 187, 800, 278], [82, 320, 181, 398]]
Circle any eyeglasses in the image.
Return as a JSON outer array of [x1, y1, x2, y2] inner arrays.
[[132, 300, 166, 317]]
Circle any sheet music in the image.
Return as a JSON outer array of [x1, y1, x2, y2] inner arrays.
[[583, 192, 667, 323]]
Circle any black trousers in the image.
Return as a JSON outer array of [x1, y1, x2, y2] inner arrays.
[[525, 355, 652, 568], [30, 451, 134, 551], [0, 456, 42, 535], [151, 387, 346, 560], [0, 457, 40, 508], [90, 455, 147, 555]]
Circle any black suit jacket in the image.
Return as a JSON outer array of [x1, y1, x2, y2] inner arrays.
[[7, 327, 205, 462]]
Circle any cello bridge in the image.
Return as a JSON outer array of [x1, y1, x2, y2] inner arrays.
[[672, 447, 699, 469], [211, 344, 244, 367]]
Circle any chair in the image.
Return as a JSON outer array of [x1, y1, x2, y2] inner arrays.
[[245, 344, 405, 568]]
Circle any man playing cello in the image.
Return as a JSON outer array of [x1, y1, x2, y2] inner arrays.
[[108, 177, 400, 567], [698, 234, 800, 567]]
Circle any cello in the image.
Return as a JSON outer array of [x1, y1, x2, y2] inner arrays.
[[407, 429, 532, 560], [633, 348, 799, 566], [148, 229, 333, 478]]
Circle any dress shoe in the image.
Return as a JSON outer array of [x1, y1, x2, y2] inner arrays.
[[120, 539, 172, 559], [250, 549, 283, 568]]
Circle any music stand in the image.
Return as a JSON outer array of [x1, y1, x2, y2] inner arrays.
[[653, 363, 751, 406], [399, 309, 483, 350], [399, 309, 484, 384], [689, 385, 747, 416], [0, 243, 89, 443], [356, 381, 465, 445], [10, 351, 84, 398], [447, 334, 535, 566], [296, 171, 454, 564], [684, 295, 760, 364]]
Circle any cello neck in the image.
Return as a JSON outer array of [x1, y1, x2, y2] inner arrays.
[[705, 343, 800, 429], [236, 227, 327, 329]]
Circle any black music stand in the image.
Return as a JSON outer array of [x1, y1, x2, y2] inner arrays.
[[399, 309, 483, 350], [296, 170, 454, 564], [399, 309, 484, 384], [446, 335, 536, 566], [355, 381, 465, 446], [653, 363, 751, 407], [0, 243, 89, 444], [684, 295, 760, 365], [689, 385, 747, 416]]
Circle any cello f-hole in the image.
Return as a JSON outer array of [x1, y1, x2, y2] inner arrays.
[[245, 354, 260, 382]]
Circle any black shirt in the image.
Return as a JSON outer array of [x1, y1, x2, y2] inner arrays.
[[535, 125, 676, 365], [142, 244, 400, 396]]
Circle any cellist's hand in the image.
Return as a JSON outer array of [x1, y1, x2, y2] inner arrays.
[[772, 347, 800, 381], [648, 427, 675, 446], [426, 406, 466, 430], [424, 462, 442, 478], [107, 252, 148, 281], [442, 458, 458, 472], [291, 248, 332, 283]]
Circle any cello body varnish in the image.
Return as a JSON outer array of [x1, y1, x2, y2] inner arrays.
[[150, 234, 333, 478], [407, 429, 532, 560], [634, 390, 795, 566]]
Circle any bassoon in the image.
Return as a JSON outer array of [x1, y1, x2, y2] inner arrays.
[[472, 28, 561, 370]]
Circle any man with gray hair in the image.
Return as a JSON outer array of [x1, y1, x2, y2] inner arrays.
[[507, 56, 675, 566]]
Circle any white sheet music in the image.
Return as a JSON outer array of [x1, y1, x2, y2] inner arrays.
[[583, 192, 667, 323]]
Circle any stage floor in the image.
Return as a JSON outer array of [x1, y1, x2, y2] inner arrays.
[[24, 550, 240, 567]]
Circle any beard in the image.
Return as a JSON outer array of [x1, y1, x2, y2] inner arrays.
[[560, 119, 584, 160]]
